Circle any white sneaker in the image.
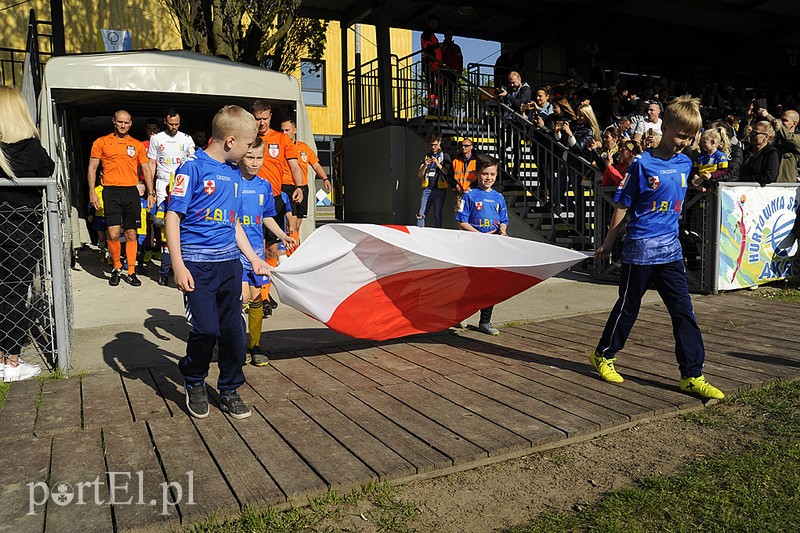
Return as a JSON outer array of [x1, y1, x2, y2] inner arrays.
[[3, 360, 42, 382]]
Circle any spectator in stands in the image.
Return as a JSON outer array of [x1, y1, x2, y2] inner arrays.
[[595, 126, 621, 171], [416, 133, 454, 228], [523, 86, 554, 122], [551, 97, 576, 121], [628, 99, 647, 139], [420, 14, 442, 111], [632, 101, 663, 143], [740, 120, 779, 186], [440, 31, 463, 115], [616, 116, 633, 139], [691, 127, 730, 192], [0, 85, 54, 382], [601, 139, 641, 186], [494, 44, 522, 89], [759, 108, 800, 183], [558, 104, 601, 158], [497, 71, 532, 118]]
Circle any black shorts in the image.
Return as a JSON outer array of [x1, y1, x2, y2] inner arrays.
[[102, 186, 141, 230], [281, 184, 309, 219], [264, 194, 287, 246]]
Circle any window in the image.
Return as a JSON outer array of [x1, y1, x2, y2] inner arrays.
[[301, 60, 326, 106]]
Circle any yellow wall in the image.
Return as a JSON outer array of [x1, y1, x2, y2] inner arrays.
[[295, 21, 412, 137], [1, 2, 180, 52]]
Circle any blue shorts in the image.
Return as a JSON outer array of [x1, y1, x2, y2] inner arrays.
[[242, 268, 270, 288], [92, 216, 107, 231]]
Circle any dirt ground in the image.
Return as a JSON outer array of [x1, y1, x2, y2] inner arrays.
[[336, 404, 759, 533]]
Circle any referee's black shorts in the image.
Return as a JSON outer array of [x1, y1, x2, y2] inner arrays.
[[264, 194, 287, 246], [102, 186, 141, 230], [281, 184, 309, 219]]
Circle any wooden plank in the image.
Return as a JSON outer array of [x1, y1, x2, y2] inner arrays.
[[244, 364, 309, 403], [150, 365, 190, 418], [407, 335, 500, 370], [303, 352, 381, 391], [191, 410, 284, 507], [378, 341, 473, 376], [418, 374, 565, 444], [148, 416, 239, 521], [349, 345, 440, 382], [233, 402, 325, 502], [34, 378, 81, 436], [270, 356, 351, 396], [322, 392, 451, 474], [102, 421, 177, 531], [82, 372, 133, 428], [445, 370, 600, 438], [294, 395, 416, 480], [45, 428, 113, 532], [380, 381, 529, 456], [352, 388, 486, 466], [434, 333, 537, 367], [0, 379, 39, 439], [326, 346, 407, 386], [123, 368, 171, 422], [0, 435, 50, 533], [259, 400, 375, 491]]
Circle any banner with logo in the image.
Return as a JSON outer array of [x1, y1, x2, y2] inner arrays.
[[98, 29, 132, 52], [717, 184, 800, 291]]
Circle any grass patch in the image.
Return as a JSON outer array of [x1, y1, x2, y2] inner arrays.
[[181, 481, 418, 533], [760, 288, 800, 303], [0, 382, 9, 410], [506, 379, 800, 533]]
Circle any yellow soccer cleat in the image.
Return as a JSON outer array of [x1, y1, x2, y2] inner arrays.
[[589, 350, 624, 383], [679, 375, 724, 400]]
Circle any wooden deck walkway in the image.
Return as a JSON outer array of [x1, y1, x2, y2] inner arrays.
[[1, 292, 798, 532]]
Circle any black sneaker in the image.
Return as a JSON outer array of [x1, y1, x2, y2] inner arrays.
[[263, 305, 272, 318], [249, 345, 270, 367], [219, 390, 251, 419], [109, 268, 121, 286], [267, 294, 279, 310], [136, 264, 147, 275], [158, 275, 169, 286], [185, 382, 209, 418], [128, 273, 142, 287]]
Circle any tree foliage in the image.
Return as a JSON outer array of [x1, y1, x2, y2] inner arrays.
[[162, 0, 327, 73]]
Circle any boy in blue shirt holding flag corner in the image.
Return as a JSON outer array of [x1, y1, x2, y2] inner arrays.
[[165, 105, 269, 420], [456, 154, 508, 336], [592, 95, 724, 400]]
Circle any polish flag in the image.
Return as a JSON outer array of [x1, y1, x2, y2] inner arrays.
[[270, 224, 586, 341]]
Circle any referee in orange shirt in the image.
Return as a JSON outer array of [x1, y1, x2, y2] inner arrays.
[[88, 110, 155, 286]]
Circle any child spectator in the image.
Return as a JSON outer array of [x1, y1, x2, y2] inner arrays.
[[165, 105, 269, 420], [691, 127, 730, 191], [238, 137, 295, 366], [455, 155, 508, 336], [592, 95, 724, 401], [601, 140, 641, 187]]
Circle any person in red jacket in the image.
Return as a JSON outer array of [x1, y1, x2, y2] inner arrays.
[[420, 14, 442, 112], [440, 30, 463, 115]]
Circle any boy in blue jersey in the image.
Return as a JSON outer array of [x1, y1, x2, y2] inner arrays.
[[165, 105, 269, 420], [592, 95, 724, 400], [238, 137, 295, 367], [456, 154, 508, 336]]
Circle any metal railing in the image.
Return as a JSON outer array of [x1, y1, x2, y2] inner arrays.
[[0, 179, 72, 373]]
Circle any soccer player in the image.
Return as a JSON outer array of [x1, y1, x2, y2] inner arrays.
[[280, 117, 331, 246], [456, 154, 508, 336], [238, 137, 296, 366], [592, 95, 724, 400], [251, 100, 303, 309], [88, 110, 154, 287], [165, 105, 268, 420], [148, 108, 195, 284]]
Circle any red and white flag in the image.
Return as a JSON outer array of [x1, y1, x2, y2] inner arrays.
[[270, 224, 585, 340]]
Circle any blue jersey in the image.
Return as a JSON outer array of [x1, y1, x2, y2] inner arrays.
[[614, 149, 692, 264], [168, 148, 242, 262], [280, 191, 292, 231], [694, 150, 728, 176], [239, 177, 277, 270], [456, 188, 508, 233]]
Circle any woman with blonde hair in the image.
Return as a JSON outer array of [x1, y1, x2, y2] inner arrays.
[[0, 85, 54, 381], [560, 103, 602, 157]]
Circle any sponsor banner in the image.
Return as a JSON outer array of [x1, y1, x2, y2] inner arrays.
[[717, 185, 800, 291]]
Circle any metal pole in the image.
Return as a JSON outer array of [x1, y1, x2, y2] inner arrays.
[[45, 181, 70, 373]]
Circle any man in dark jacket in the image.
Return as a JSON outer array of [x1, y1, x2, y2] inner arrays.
[[497, 71, 532, 119]]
